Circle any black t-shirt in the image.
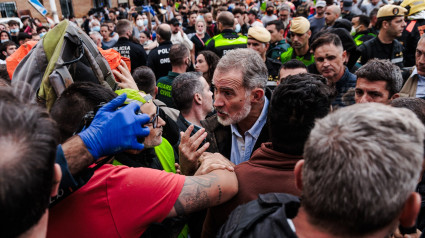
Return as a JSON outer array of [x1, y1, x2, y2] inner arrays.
[[147, 41, 173, 80], [112, 37, 147, 72], [191, 34, 211, 56], [184, 25, 196, 35]]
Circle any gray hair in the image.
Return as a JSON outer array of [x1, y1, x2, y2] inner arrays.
[[89, 31, 103, 41], [355, 59, 402, 97], [302, 103, 424, 236], [278, 4, 291, 12], [89, 19, 100, 29], [172, 72, 204, 112], [214, 48, 267, 91]]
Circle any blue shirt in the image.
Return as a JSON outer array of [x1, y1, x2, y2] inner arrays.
[[411, 67, 425, 98], [230, 97, 269, 165]]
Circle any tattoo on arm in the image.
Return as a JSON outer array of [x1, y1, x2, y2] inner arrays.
[[217, 185, 222, 205], [174, 174, 219, 216]]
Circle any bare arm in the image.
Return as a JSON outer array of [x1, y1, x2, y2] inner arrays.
[[62, 135, 94, 175], [167, 169, 238, 217]]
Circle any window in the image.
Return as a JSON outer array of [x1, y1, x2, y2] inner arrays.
[[0, 2, 18, 18]]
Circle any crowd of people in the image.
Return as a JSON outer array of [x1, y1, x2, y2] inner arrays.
[[2, 0, 425, 237]]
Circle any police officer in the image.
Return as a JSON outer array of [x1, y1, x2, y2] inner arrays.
[[357, 5, 407, 68], [266, 20, 290, 60], [147, 24, 173, 80], [112, 19, 147, 73], [280, 17, 315, 67], [205, 11, 247, 57], [247, 26, 282, 88], [400, 0, 425, 67]]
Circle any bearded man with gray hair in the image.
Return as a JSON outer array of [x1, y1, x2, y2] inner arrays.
[[219, 103, 424, 237], [178, 48, 271, 175]]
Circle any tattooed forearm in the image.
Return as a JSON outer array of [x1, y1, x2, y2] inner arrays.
[[174, 175, 219, 215], [217, 185, 222, 205], [174, 198, 185, 216], [183, 174, 217, 187], [170, 170, 238, 218]]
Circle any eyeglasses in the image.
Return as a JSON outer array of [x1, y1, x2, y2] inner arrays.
[[147, 104, 159, 128]]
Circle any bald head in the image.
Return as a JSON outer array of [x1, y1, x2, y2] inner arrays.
[[217, 11, 235, 28], [328, 5, 341, 16], [157, 24, 172, 42], [325, 5, 341, 26]]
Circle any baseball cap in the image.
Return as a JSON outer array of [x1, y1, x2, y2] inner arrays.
[[266, 1, 274, 8], [343, 0, 353, 11], [290, 17, 310, 34], [248, 26, 271, 43], [316, 1, 326, 8], [377, 5, 407, 18]]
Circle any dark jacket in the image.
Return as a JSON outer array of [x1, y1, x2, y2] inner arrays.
[[357, 37, 404, 68], [202, 143, 302, 238], [401, 19, 425, 67], [200, 88, 272, 159], [266, 57, 282, 83], [217, 193, 300, 238], [205, 29, 247, 57], [334, 67, 357, 107]]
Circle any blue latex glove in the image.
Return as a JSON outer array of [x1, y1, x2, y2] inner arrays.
[[142, 6, 150, 14], [149, 6, 155, 16], [79, 94, 150, 160]]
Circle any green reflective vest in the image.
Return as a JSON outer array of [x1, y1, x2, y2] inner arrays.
[[112, 137, 176, 173], [280, 47, 315, 66]]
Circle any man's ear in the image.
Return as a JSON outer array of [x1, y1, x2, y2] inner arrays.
[[390, 93, 400, 100], [51, 163, 62, 197], [307, 30, 312, 39], [342, 50, 347, 63], [399, 192, 421, 228], [154, 86, 158, 98], [250, 88, 265, 103], [1, 51, 6, 57], [294, 160, 304, 191], [279, 29, 284, 35], [194, 92, 202, 105]]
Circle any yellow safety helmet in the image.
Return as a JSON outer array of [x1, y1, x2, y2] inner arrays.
[[401, 0, 425, 16]]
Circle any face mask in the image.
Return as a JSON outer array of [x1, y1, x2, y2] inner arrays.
[[1, 39, 8, 43], [266, 9, 274, 15], [10, 29, 19, 33], [116, 11, 120, 16], [92, 26, 101, 32], [235, 23, 241, 33], [196, 15, 204, 21], [351, 25, 360, 36], [39, 32, 46, 38], [136, 19, 144, 27], [143, 19, 148, 26]]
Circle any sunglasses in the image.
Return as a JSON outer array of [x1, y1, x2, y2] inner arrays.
[[147, 104, 159, 128]]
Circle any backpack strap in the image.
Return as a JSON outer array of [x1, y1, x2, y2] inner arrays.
[[49, 67, 73, 96], [66, 24, 118, 91]]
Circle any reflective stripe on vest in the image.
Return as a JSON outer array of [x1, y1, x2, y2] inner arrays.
[[209, 33, 248, 47], [154, 137, 176, 173], [280, 47, 315, 66]]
